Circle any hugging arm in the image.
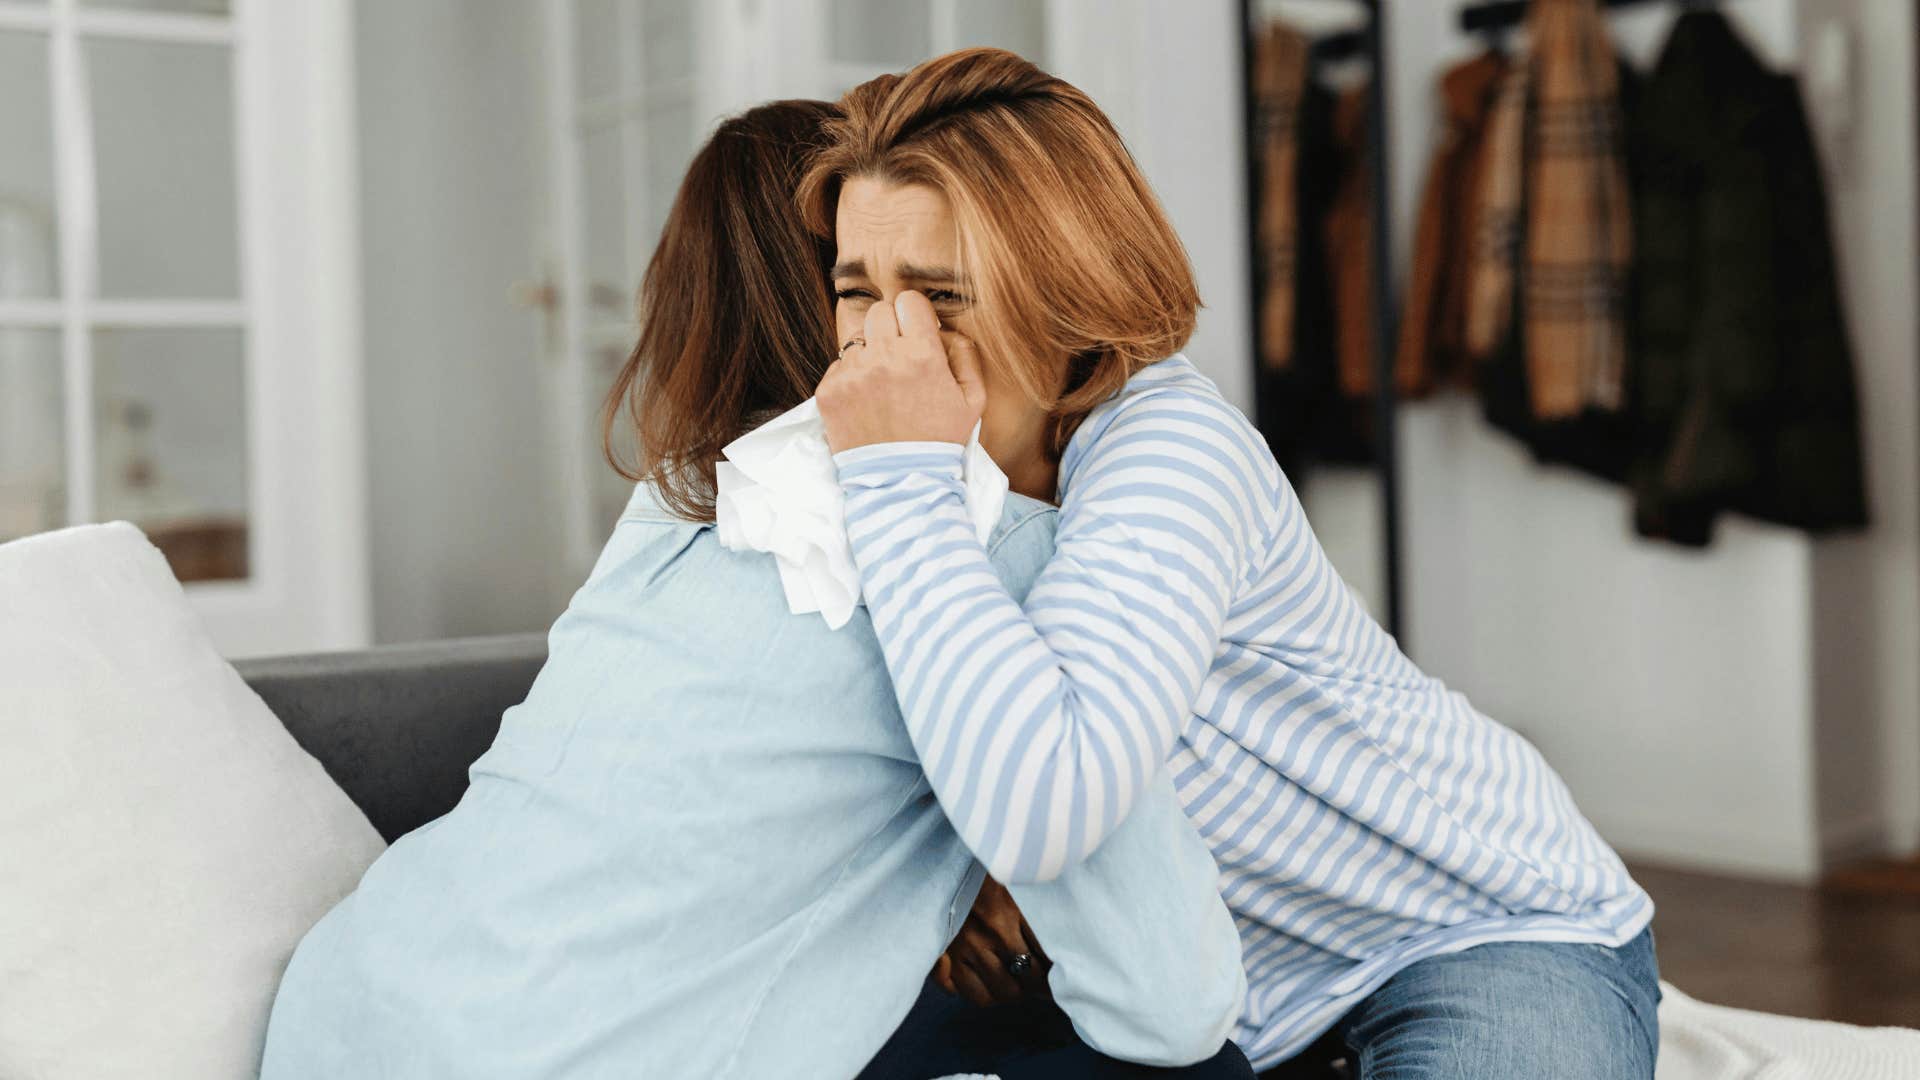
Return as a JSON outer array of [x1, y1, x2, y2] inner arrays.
[[835, 389, 1273, 883], [1006, 770, 1247, 1067]]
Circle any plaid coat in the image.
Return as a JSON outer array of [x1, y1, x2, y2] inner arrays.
[[1475, 58, 1641, 485]]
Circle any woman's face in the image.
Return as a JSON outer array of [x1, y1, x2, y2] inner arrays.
[[831, 175, 1059, 495]]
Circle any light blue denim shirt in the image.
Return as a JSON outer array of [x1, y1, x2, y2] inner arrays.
[[261, 486, 1244, 1079]]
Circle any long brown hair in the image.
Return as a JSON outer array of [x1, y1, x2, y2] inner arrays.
[[601, 99, 840, 522], [798, 49, 1199, 455]]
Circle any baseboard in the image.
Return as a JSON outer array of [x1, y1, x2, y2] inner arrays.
[[1820, 812, 1911, 868]]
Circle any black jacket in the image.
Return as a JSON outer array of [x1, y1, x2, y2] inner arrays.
[[1627, 11, 1867, 544]]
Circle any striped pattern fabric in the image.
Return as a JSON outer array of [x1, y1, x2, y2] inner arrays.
[[834, 356, 1652, 1067]]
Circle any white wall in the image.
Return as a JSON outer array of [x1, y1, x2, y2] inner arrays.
[[354, 0, 570, 644], [1797, 0, 1920, 862]]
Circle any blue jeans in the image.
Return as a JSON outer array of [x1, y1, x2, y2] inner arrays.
[[1265, 927, 1662, 1079]]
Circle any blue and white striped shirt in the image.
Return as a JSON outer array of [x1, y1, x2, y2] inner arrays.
[[833, 354, 1652, 1067]]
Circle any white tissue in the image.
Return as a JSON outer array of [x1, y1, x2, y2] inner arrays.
[[714, 398, 1009, 629]]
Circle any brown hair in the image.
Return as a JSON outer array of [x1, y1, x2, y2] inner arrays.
[[799, 48, 1200, 454], [601, 99, 841, 522]]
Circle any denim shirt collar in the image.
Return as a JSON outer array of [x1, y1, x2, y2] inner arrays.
[[619, 481, 709, 527]]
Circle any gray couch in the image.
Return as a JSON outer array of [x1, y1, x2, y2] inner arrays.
[[234, 633, 548, 843]]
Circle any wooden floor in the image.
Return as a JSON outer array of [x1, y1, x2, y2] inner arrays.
[[1632, 861, 1920, 1027]]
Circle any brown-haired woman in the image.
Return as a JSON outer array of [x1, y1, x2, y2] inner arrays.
[[810, 49, 1661, 1079]]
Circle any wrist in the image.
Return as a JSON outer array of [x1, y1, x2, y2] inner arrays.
[[832, 441, 967, 486]]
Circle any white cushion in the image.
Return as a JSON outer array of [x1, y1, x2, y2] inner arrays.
[[0, 522, 385, 1080]]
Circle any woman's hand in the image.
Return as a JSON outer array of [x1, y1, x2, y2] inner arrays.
[[931, 877, 1052, 1007], [818, 290, 987, 454]]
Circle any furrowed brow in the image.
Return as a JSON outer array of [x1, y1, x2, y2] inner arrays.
[[897, 262, 961, 286], [830, 258, 867, 280]]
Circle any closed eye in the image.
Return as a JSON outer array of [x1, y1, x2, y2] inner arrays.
[[834, 286, 879, 302], [925, 289, 969, 306]]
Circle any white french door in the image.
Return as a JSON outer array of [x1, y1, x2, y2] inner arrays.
[[0, 0, 367, 658], [537, 0, 1050, 579]]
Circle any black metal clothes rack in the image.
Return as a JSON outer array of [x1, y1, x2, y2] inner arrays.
[[1239, 0, 1406, 646], [1459, 0, 1721, 34]]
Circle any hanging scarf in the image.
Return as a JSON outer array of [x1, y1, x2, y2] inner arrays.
[[1523, 0, 1633, 418], [1464, 59, 1529, 367]]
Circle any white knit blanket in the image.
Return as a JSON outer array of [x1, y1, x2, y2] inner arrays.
[[1657, 982, 1920, 1080]]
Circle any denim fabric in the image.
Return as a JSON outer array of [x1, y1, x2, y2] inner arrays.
[[260, 487, 1242, 1080], [1267, 928, 1661, 1079]]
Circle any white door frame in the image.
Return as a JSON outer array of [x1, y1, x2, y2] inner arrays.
[[541, 0, 595, 580], [237, 0, 369, 656]]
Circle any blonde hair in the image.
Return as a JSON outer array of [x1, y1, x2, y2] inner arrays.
[[798, 48, 1200, 454]]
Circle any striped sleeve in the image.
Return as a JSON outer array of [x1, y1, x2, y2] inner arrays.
[[834, 390, 1267, 883]]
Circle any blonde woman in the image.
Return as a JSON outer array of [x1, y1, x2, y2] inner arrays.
[[812, 49, 1660, 1080]]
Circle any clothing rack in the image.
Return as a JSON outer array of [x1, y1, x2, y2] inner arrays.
[[1239, 0, 1406, 645], [1459, 0, 1720, 34], [1310, 27, 1367, 63]]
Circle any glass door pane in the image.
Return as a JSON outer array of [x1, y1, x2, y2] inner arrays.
[[0, 31, 59, 300], [0, 329, 63, 541], [92, 326, 248, 581], [88, 36, 239, 299]]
